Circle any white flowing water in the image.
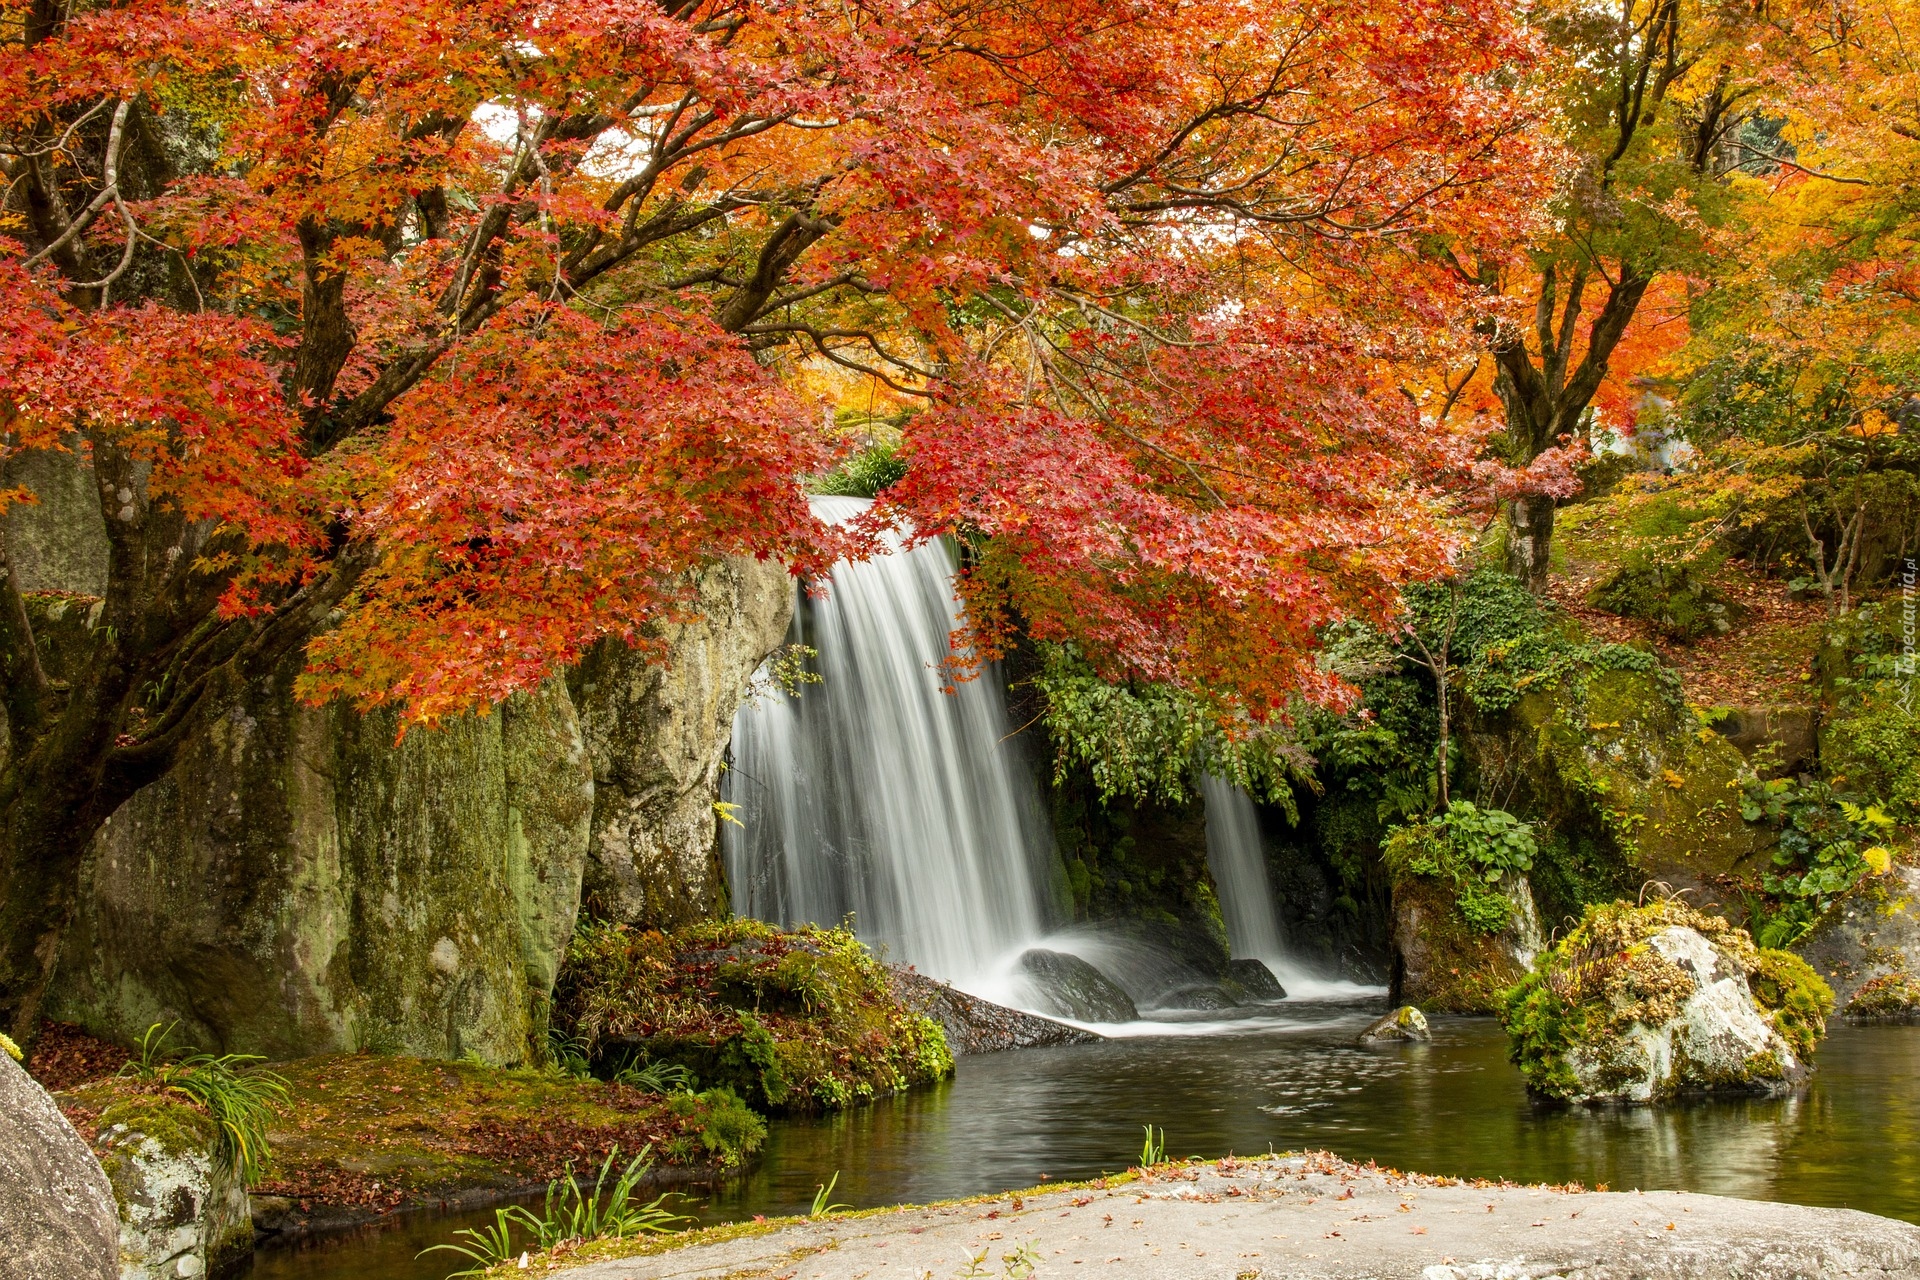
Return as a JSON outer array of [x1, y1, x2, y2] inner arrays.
[[1201, 777, 1387, 1001], [721, 495, 1053, 983], [1202, 776, 1286, 962]]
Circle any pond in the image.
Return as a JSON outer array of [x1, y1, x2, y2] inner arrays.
[[242, 1006, 1920, 1279]]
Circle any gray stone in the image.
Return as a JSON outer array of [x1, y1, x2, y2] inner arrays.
[[889, 968, 1099, 1054], [570, 557, 794, 928], [2, 444, 110, 597], [1154, 982, 1237, 1011], [540, 1154, 1920, 1279], [1225, 957, 1287, 1001], [1015, 949, 1139, 1023], [1359, 1004, 1431, 1043], [0, 1049, 116, 1280], [1798, 864, 1920, 1012], [92, 1095, 250, 1280]]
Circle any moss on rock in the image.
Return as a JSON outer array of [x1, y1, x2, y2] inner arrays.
[[1501, 900, 1833, 1105], [554, 920, 953, 1113]]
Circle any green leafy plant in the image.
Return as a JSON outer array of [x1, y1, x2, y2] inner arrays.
[[1384, 802, 1538, 934], [811, 442, 907, 497], [421, 1146, 685, 1277], [118, 1023, 288, 1184], [1031, 641, 1305, 812], [810, 1170, 852, 1217], [1737, 776, 1894, 945], [1138, 1124, 1166, 1166], [613, 1058, 698, 1095]]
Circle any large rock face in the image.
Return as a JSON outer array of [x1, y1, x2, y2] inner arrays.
[[44, 561, 787, 1064], [569, 557, 793, 928], [1504, 901, 1833, 1105], [0, 1050, 117, 1280]]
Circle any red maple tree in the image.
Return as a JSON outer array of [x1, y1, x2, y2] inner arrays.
[[0, 0, 1554, 1034]]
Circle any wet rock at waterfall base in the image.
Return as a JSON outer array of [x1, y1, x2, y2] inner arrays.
[[890, 970, 1100, 1054], [1225, 959, 1287, 1001], [1154, 983, 1237, 1012], [1358, 1005, 1430, 1044], [1016, 949, 1139, 1023], [0, 1048, 117, 1280]]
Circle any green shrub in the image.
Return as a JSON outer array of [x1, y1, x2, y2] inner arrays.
[[1738, 776, 1895, 945], [810, 442, 907, 497], [1031, 641, 1303, 810], [1590, 554, 1737, 640], [1383, 801, 1537, 935], [553, 919, 953, 1114]]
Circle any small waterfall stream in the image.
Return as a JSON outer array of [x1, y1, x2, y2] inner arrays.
[[721, 496, 1053, 983], [1201, 776, 1286, 963]]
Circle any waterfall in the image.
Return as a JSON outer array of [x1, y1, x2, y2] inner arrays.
[[1201, 776, 1387, 999], [1201, 776, 1286, 963], [721, 495, 1053, 983]]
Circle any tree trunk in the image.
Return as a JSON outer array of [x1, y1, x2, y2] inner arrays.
[[1505, 493, 1558, 594]]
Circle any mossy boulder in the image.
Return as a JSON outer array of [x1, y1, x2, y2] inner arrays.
[[1796, 863, 1920, 1012], [68, 1085, 252, 1280], [1502, 900, 1833, 1105], [1358, 1005, 1430, 1044], [1389, 872, 1542, 1013], [554, 920, 953, 1113], [1464, 661, 1773, 924]]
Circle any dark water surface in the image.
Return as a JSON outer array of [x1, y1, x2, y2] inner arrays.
[[243, 1009, 1920, 1279]]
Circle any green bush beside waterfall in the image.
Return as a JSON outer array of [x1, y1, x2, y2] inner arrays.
[[553, 919, 953, 1114]]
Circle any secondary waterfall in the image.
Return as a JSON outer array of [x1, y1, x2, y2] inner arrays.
[[1201, 776, 1286, 963], [721, 495, 1053, 982]]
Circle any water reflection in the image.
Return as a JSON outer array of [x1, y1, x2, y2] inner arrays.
[[244, 1016, 1920, 1280]]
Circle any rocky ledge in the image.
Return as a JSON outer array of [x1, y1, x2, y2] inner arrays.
[[522, 1153, 1920, 1278], [889, 968, 1100, 1054]]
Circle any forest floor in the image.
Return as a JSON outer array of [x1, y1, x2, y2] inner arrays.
[[522, 1152, 1920, 1280], [1550, 509, 1829, 712]]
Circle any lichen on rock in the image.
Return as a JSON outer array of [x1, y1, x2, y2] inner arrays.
[[1502, 900, 1833, 1105]]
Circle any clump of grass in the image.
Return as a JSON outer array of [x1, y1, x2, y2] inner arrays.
[[118, 1023, 287, 1184], [421, 1145, 685, 1277]]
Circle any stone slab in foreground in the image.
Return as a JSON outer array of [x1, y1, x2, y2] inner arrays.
[[550, 1153, 1920, 1279]]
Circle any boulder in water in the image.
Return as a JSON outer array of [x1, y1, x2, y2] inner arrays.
[[1155, 983, 1237, 1011], [1503, 901, 1833, 1105], [1016, 949, 1139, 1023], [889, 969, 1100, 1053], [0, 1047, 117, 1280], [1358, 1005, 1430, 1044], [1225, 959, 1287, 1001]]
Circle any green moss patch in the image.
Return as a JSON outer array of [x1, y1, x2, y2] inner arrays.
[[246, 1053, 760, 1213], [554, 920, 953, 1114]]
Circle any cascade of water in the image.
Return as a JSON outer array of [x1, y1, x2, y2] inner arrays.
[[1200, 775, 1287, 962], [1201, 777, 1388, 999], [721, 495, 1053, 983]]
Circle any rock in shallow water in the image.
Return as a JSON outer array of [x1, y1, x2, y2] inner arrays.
[[1225, 958, 1287, 1001], [1504, 900, 1833, 1105], [1016, 949, 1139, 1023], [889, 969, 1099, 1053], [1359, 1005, 1431, 1043], [0, 1049, 116, 1280]]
